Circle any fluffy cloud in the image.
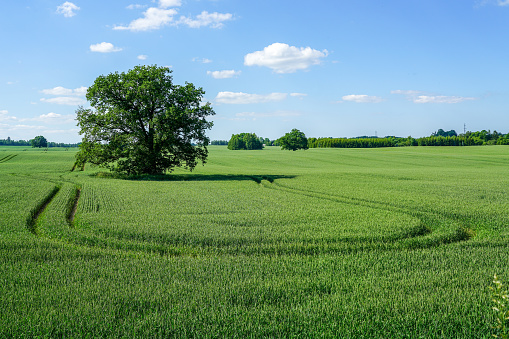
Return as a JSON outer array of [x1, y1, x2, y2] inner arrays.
[[137, 55, 148, 60], [115, 1, 231, 32], [41, 113, 61, 119], [40, 86, 87, 106], [176, 11, 233, 28], [41, 86, 87, 96], [114, 7, 178, 31], [0, 110, 17, 122], [215, 92, 287, 104], [159, 0, 182, 8], [90, 42, 123, 53], [342, 94, 384, 103], [56, 2, 80, 17], [498, 0, 509, 5], [391, 90, 476, 103], [40, 97, 86, 105], [207, 70, 241, 79], [244, 43, 328, 73], [127, 4, 146, 10]]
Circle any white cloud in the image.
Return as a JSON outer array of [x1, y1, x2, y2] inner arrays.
[[57, 2, 80, 17], [207, 70, 241, 79], [0, 123, 46, 133], [290, 93, 307, 98], [40, 113, 62, 119], [127, 4, 146, 10], [35, 113, 75, 123], [498, 0, 509, 5], [413, 95, 476, 104], [0, 110, 17, 122], [40, 97, 87, 105], [90, 42, 123, 53], [215, 92, 287, 104], [159, 0, 181, 8], [342, 94, 384, 103], [192, 57, 212, 64], [391, 90, 476, 104], [176, 11, 233, 28], [244, 43, 328, 74], [41, 86, 87, 96], [137, 55, 148, 60], [114, 7, 177, 31]]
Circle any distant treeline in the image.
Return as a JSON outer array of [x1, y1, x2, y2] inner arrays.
[[0, 138, 80, 148], [213, 136, 277, 147], [308, 130, 509, 148]]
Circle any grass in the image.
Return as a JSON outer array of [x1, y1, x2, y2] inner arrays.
[[1, 145, 509, 337]]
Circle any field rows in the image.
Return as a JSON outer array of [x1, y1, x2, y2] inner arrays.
[[1, 146, 509, 337]]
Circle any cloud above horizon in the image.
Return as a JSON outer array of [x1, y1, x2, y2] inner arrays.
[[40, 86, 87, 106], [90, 42, 123, 53], [114, 1, 232, 32], [176, 11, 233, 29], [342, 94, 384, 103], [41, 86, 87, 96], [215, 92, 287, 104], [56, 2, 80, 18], [391, 90, 476, 104], [244, 43, 328, 73], [207, 70, 241, 79]]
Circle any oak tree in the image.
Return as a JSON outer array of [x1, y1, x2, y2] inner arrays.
[[75, 65, 215, 175]]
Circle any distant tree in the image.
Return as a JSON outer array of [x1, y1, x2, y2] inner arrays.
[[277, 129, 309, 151], [75, 65, 215, 176], [227, 133, 263, 150], [30, 135, 48, 148], [433, 129, 457, 137], [497, 134, 509, 145], [211, 140, 228, 145]]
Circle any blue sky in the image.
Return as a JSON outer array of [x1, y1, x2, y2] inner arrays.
[[1, 0, 509, 143]]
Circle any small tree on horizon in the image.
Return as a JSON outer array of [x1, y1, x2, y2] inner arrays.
[[30, 135, 48, 148], [277, 129, 309, 151]]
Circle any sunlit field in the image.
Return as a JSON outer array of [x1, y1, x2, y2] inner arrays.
[[1, 145, 509, 337]]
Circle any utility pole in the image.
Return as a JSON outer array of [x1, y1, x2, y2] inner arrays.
[[464, 123, 466, 134]]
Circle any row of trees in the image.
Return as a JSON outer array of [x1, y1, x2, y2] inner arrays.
[[307, 129, 509, 148], [0, 136, 80, 148], [308, 137, 399, 149], [224, 129, 509, 151], [227, 129, 309, 151]]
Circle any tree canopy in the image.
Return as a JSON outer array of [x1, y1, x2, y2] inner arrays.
[[30, 135, 48, 148], [75, 65, 215, 175], [227, 133, 264, 150], [277, 129, 309, 151]]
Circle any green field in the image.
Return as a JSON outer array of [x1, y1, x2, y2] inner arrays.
[[1, 145, 509, 337]]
